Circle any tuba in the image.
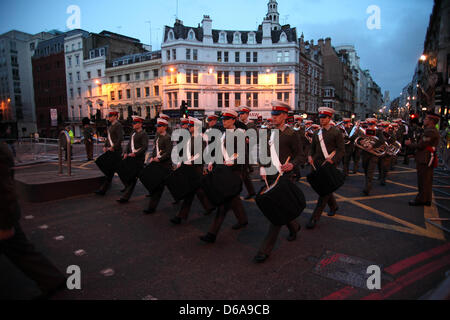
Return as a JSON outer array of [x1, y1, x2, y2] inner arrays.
[[354, 129, 388, 157]]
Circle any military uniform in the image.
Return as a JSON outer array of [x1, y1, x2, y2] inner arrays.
[[118, 124, 149, 202], [145, 127, 174, 213], [342, 125, 354, 176], [409, 125, 440, 205], [361, 124, 385, 195], [378, 128, 396, 185], [96, 117, 124, 195], [172, 120, 214, 224], [236, 114, 257, 199], [256, 119, 305, 261], [308, 122, 345, 227], [200, 110, 248, 244]]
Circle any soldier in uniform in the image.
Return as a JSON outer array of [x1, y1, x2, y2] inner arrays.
[[378, 121, 395, 186], [95, 111, 124, 196], [82, 117, 94, 161], [306, 107, 345, 229], [199, 110, 248, 243], [117, 116, 149, 203], [360, 118, 386, 196], [170, 117, 215, 225], [236, 106, 257, 200], [159, 113, 172, 135], [406, 112, 441, 206], [342, 118, 354, 177], [254, 101, 305, 263], [143, 118, 173, 214]]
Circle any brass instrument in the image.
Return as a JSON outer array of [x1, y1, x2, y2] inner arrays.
[[335, 121, 351, 145], [293, 122, 304, 132], [385, 140, 402, 156], [349, 122, 365, 139], [354, 134, 388, 157], [305, 125, 320, 143], [260, 121, 273, 130]]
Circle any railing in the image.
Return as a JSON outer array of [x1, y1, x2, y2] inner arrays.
[[438, 131, 450, 171]]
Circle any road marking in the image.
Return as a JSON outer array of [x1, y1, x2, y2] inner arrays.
[[321, 286, 358, 300], [361, 254, 450, 300], [385, 180, 418, 190], [384, 243, 450, 276], [424, 193, 446, 241]]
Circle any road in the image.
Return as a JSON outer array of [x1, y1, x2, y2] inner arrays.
[[1, 159, 449, 300]]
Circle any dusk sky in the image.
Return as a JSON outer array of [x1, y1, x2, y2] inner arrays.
[[0, 0, 434, 101]]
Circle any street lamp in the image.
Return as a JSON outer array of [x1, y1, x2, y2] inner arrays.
[[420, 54, 427, 62]]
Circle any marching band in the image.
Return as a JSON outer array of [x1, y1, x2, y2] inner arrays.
[[92, 104, 441, 264]]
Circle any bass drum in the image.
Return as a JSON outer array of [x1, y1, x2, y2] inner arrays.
[[255, 176, 306, 226], [139, 162, 171, 193], [165, 164, 202, 201], [201, 165, 242, 206], [95, 151, 121, 177]]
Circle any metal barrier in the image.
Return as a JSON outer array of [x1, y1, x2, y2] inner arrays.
[[438, 131, 450, 171], [58, 131, 72, 176]]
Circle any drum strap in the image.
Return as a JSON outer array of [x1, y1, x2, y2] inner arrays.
[[269, 130, 282, 175], [318, 130, 330, 159], [156, 138, 161, 159], [221, 133, 232, 163], [131, 133, 136, 153], [107, 129, 114, 148]]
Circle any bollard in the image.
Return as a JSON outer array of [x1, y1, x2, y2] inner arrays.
[[58, 130, 72, 176]]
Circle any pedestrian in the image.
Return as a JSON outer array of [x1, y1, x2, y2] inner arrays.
[[0, 142, 66, 299], [406, 111, 441, 206], [82, 118, 94, 161]]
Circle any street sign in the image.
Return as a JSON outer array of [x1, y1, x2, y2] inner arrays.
[[50, 108, 58, 127]]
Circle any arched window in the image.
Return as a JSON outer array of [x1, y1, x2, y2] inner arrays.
[[280, 32, 287, 43], [233, 32, 241, 44], [219, 31, 226, 43], [168, 30, 174, 41], [248, 32, 256, 44], [188, 30, 195, 40]]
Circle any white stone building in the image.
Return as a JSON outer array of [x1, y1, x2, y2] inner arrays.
[[160, 0, 299, 119]]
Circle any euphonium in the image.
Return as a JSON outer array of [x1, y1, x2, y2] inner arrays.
[[354, 134, 388, 157], [293, 122, 303, 131], [305, 125, 320, 143], [386, 140, 402, 156]]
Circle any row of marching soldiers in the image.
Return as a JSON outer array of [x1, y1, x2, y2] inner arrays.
[[93, 103, 441, 263]]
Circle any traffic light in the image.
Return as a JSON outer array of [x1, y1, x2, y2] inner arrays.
[[180, 100, 189, 118]]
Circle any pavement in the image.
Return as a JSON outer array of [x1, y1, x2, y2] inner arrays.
[[1, 158, 449, 300]]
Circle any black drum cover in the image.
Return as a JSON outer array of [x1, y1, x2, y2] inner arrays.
[[117, 157, 143, 185], [139, 162, 171, 193], [165, 165, 202, 201], [307, 162, 345, 197], [255, 176, 306, 226], [95, 151, 121, 177], [201, 165, 243, 206]]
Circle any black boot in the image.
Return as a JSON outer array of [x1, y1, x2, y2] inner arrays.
[[199, 233, 216, 243], [170, 216, 182, 225], [306, 218, 318, 229], [253, 253, 269, 263], [95, 178, 112, 196]]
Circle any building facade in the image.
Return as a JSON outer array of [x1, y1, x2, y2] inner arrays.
[[104, 51, 162, 122], [161, 1, 299, 120], [0, 30, 56, 137]]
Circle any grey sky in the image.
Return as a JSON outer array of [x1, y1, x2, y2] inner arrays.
[[0, 0, 434, 99]]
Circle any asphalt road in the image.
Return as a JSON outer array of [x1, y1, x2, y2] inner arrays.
[[1, 159, 449, 300]]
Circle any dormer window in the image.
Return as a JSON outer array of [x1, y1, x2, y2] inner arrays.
[[219, 31, 227, 44], [248, 32, 256, 45], [233, 32, 241, 44], [188, 29, 195, 40], [280, 32, 287, 43], [168, 30, 174, 41]]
